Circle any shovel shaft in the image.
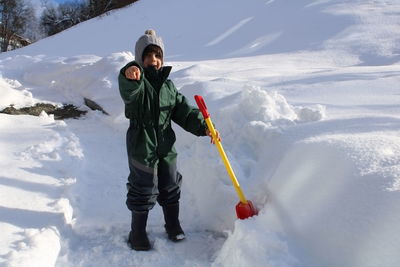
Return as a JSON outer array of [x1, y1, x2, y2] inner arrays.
[[204, 117, 248, 204]]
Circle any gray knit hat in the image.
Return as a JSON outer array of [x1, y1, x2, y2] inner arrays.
[[135, 29, 165, 67]]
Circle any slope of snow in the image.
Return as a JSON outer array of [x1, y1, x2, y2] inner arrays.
[[1, 0, 400, 266], [6, 0, 400, 64]]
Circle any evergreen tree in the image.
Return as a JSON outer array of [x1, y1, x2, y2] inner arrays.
[[88, 0, 111, 17], [40, 1, 90, 37], [22, 2, 41, 42], [40, 3, 60, 36]]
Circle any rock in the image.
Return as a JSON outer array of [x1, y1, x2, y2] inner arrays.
[[84, 98, 109, 115], [0, 103, 87, 120]]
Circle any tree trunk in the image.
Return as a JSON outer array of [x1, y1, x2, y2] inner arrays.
[[1, 37, 10, 52]]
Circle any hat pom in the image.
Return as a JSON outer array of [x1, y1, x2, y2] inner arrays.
[[145, 29, 156, 36]]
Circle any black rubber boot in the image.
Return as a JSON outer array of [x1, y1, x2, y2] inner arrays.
[[128, 210, 151, 251], [162, 202, 185, 242]]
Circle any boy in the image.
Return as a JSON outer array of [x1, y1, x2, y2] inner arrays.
[[118, 29, 219, 251]]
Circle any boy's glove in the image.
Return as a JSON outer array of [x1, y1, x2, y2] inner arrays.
[[125, 66, 141, 80], [206, 129, 221, 144]]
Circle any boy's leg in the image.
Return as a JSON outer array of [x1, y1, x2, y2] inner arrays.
[[126, 160, 158, 250], [125, 125, 159, 250], [126, 124, 159, 211], [157, 154, 185, 241], [126, 159, 159, 211], [157, 154, 182, 206]]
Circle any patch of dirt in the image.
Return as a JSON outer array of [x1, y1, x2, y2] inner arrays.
[[0, 103, 87, 120]]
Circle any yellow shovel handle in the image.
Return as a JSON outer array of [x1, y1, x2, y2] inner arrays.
[[195, 95, 248, 204], [204, 117, 248, 204]]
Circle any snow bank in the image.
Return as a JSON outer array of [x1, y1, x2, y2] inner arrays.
[[5, 227, 61, 267], [0, 77, 35, 109], [262, 132, 400, 267], [2, 49, 399, 266], [0, 53, 130, 119], [214, 218, 297, 267], [4, 0, 400, 65], [0, 114, 84, 266]]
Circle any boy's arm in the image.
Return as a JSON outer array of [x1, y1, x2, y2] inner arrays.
[[171, 84, 207, 136], [118, 61, 144, 104]]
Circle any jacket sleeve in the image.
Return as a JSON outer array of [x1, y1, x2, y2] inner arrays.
[[118, 61, 144, 104], [171, 82, 207, 136]]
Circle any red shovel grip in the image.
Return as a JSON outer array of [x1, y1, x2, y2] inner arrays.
[[194, 95, 210, 119]]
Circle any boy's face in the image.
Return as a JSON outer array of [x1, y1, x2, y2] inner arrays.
[[143, 52, 162, 70]]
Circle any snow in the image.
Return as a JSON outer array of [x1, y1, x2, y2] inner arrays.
[[1, 0, 400, 266]]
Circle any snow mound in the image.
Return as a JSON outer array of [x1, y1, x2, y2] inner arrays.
[[176, 86, 326, 234], [295, 105, 326, 122], [5, 227, 60, 267], [262, 131, 400, 267], [215, 86, 326, 148], [214, 218, 297, 267], [0, 77, 35, 109], [19, 131, 83, 161], [309, 132, 400, 191], [237, 86, 298, 123], [0, 53, 132, 121]]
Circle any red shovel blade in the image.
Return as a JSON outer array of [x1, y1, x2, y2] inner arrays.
[[236, 200, 258, 220]]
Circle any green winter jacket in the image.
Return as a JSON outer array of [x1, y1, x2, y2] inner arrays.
[[118, 61, 207, 169]]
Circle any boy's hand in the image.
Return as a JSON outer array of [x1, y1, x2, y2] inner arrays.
[[206, 129, 221, 144], [125, 66, 141, 80]]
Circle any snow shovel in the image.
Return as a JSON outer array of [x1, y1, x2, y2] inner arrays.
[[195, 95, 258, 220]]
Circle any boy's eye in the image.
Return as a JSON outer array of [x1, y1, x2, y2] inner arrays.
[[144, 53, 161, 59]]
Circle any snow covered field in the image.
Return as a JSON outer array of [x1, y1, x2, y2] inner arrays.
[[1, 0, 400, 266]]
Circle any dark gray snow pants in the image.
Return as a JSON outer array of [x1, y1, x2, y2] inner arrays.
[[126, 155, 182, 212]]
